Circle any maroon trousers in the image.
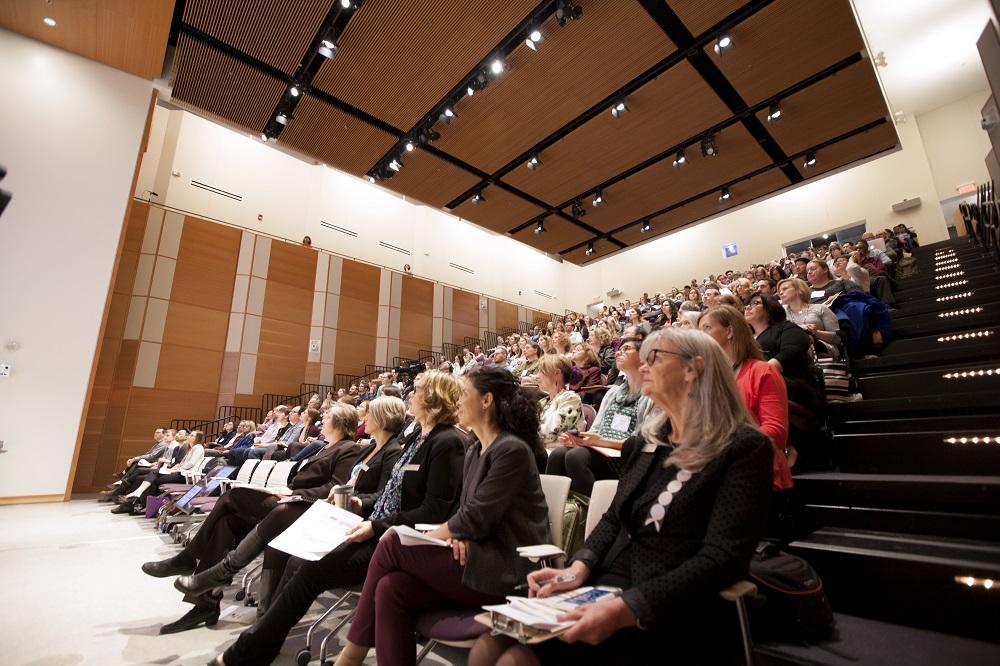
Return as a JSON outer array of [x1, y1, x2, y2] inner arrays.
[[347, 533, 504, 666]]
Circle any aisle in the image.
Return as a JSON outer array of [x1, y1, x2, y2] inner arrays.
[[0, 499, 467, 666]]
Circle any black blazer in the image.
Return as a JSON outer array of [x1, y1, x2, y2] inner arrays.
[[353, 435, 404, 517], [370, 422, 465, 537], [290, 438, 363, 500], [573, 424, 772, 630]]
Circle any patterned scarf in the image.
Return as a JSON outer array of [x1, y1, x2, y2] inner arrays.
[[369, 431, 429, 521]]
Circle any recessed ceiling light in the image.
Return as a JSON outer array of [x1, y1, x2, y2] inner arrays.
[[490, 59, 505, 75], [318, 41, 337, 59], [43, 17, 57, 27], [340, 0, 351, 7], [526, 29, 544, 50], [367, 175, 376, 184], [719, 187, 731, 201], [404, 141, 415, 152]]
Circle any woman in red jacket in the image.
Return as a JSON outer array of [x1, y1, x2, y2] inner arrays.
[[699, 305, 793, 491]]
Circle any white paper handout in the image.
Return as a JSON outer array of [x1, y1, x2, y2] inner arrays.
[[268, 501, 363, 561], [382, 524, 449, 547]]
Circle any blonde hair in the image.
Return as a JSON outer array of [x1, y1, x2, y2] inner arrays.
[[574, 344, 601, 369], [415, 370, 461, 426], [538, 353, 573, 384], [776, 277, 811, 304], [639, 328, 756, 470], [326, 402, 359, 438], [367, 396, 406, 434], [553, 331, 571, 353]]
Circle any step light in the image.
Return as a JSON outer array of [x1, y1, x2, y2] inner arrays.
[[938, 307, 983, 318], [935, 280, 969, 289], [955, 576, 996, 589], [942, 367, 1000, 379], [936, 291, 973, 302], [937, 329, 993, 342], [945, 436, 999, 444], [934, 261, 961, 269], [935, 271, 964, 279]]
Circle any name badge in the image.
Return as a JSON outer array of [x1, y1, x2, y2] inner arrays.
[[403, 464, 420, 472], [641, 442, 658, 453], [359, 463, 370, 472], [810, 290, 826, 299], [404, 421, 418, 436], [610, 413, 632, 433]]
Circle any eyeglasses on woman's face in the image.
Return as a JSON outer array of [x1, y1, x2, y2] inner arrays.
[[643, 348, 689, 366], [745, 300, 763, 311]]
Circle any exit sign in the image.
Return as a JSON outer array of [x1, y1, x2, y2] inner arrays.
[[956, 182, 977, 195]]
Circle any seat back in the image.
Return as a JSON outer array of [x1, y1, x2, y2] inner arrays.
[[585, 480, 618, 540], [539, 474, 571, 549], [248, 459, 276, 486], [265, 460, 297, 488], [582, 404, 597, 431], [234, 459, 258, 484]]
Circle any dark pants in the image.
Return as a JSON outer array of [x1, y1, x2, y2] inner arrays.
[[870, 275, 896, 306], [546, 446, 619, 496], [184, 488, 279, 573], [138, 471, 185, 506], [346, 533, 504, 666], [223, 540, 377, 665]]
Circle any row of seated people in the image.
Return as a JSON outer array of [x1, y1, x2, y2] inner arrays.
[[125, 331, 772, 665]]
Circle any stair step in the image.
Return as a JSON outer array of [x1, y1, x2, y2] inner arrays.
[[857, 362, 1000, 399], [856, 341, 1000, 374], [835, 431, 1000, 475], [755, 612, 1000, 666], [895, 267, 1000, 293], [878, 325, 999, 357], [793, 472, 1000, 512], [829, 391, 1000, 419], [889, 285, 1000, 316], [787, 528, 1000, 641], [835, 414, 1000, 434], [890, 303, 999, 338], [803, 503, 1000, 540]]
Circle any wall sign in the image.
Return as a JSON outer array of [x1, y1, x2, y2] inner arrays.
[[722, 242, 738, 258], [309, 339, 320, 353]]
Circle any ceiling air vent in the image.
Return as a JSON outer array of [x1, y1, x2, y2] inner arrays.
[[379, 241, 410, 255], [320, 221, 357, 237], [533, 290, 554, 299], [190, 180, 242, 201], [449, 262, 474, 274]]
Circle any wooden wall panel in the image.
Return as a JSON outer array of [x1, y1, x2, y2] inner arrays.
[[452, 289, 481, 345], [399, 275, 434, 362], [495, 301, 519, 332], [155, 344, 225, 393], [162, 302, 230, 351], [335, 331, 378, 376], [267, 240, 317, 290], [255, 318, 310, 395], [262, 280, 315, 324], [173, 216, 242, 311]]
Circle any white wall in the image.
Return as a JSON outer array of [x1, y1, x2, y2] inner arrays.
[[137, 107, 568, 313], [571, 120, 950, 307], [915, 89, 994, 201], [0, 30, 152, 498]]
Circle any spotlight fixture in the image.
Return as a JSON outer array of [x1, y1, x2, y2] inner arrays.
[[471, 191, 486, 205], [389, 157, 404, 172], [275, 113, 291, 126], [289, 86, 300, 97], [585, 242, 595, 256], [526, 155, 542, 170], [701, 133, 719, 157], [555, 0, 583, 26], [440, 108, 456, 125], [525, 28, 544, 50], [417, 128, 440, 144], [43, 17, 57, 27], [713, 34, 732, 55], [804, 151, 817, 168], [404, 141, 415, 152], [260, 132, 269, 142], [340, 0, 352, 7], [571, 199, 587, 218], [611, 100, 629, 119], [766, 102, 782, 123], [534, 221, 545, 236], [367, 174, 377, 184], [592, 190, 605, 207], [672, 149, 687, 168], [467, 85, 475, 97], [640, 220, 651, 233], [719, 187, 731, 201], [489, 58, 506, 76], [319, 41, 337, 59]]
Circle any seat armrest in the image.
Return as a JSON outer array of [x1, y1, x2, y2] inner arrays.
[[517, 544, 566, 560], [720, 580, 757, 602]]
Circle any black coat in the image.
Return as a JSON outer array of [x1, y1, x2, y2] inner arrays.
[[290, 438, 363, 500]]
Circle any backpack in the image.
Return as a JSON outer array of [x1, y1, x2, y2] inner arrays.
[[748, 542, 835, 644], [561, 491, 590, 558]]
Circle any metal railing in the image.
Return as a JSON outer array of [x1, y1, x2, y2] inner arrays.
[[216, 405, 262, 424], [301, 383, 335, 398]]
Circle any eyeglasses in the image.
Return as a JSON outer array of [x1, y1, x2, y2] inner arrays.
[[644, 348, 690, 366], [745, 301, 763, 309]]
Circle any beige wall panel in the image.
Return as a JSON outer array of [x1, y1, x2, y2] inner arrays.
[[236, 231, 255, 275], [320, 363, 334, 385], [241, 314, 262, 353], [132, 253, 155, 296], [324, 293, 341, 329], [148, 255, 176, 300], [327, 255, 343, 295], [124, 295, 147, 340], [314, 252, 330, 292], [133, 340, 161, 388], [140, 206, 165, 254], [251, 236, 272, 278], [231, 274, 250, 312], [141, 297, 169, 343], [247, 276, 267, 316], [225, 312, 245, 353], [236, 353, 257, 395], [311, 290, 327, 327], [158, 210, 185, 259]]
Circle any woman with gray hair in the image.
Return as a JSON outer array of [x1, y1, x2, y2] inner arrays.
[[471, 328, 773, 666]]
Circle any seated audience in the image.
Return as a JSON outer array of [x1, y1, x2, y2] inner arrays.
[[777, 278, 844, 358], [806, 259, 857, 304], [332, 367, 550, 666], [513, 341, 542, 385], [100, 428, 166, 501], [569, 343, 605, 403], [471, 328, 773, 665], [537, 354, 586, 449], [112, 430, 202, 513], [208, 371, 465, 666]]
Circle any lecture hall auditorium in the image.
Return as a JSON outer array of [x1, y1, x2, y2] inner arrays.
[[1, 1, 999, 664]]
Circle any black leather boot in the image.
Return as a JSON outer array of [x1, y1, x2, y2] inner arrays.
[[158, 600, 221, 635], [142, 552, 197, 578], [174, 526, 266, 596]]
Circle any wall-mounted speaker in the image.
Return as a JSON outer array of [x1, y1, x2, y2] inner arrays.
[[891, 197, 922, 213]]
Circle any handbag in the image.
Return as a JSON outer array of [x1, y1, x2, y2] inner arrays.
[[748, 542, 835, 644]]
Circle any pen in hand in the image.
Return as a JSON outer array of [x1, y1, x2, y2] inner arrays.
[[514, 573, 577, 591]]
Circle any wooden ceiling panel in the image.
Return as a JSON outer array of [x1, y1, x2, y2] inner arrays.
[[0, 0, 174, 79], [312, 0, 540, 130], [757, 59, 888, 156], [667, 0, 751, 37], [794, 122, 899, 180], [278, 94, 398, 175], [502, 61, 731, 205], [565, 122, 771, 233], [610, 167, 792, 246], [705, 0, 864, 106], [183, 0, 330, 75], [171, 33, 286, 134], [433, 0, 675, 173], [511, 215, 592, 255], [451, 185, 546, 235], [378, 150, 483, 209], [562, 238, 619, 265]]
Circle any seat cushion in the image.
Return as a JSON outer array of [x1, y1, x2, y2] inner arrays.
[[414, 608, 487, 642]]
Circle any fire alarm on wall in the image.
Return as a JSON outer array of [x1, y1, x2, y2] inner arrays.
[[257, 213, 263, 221]]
